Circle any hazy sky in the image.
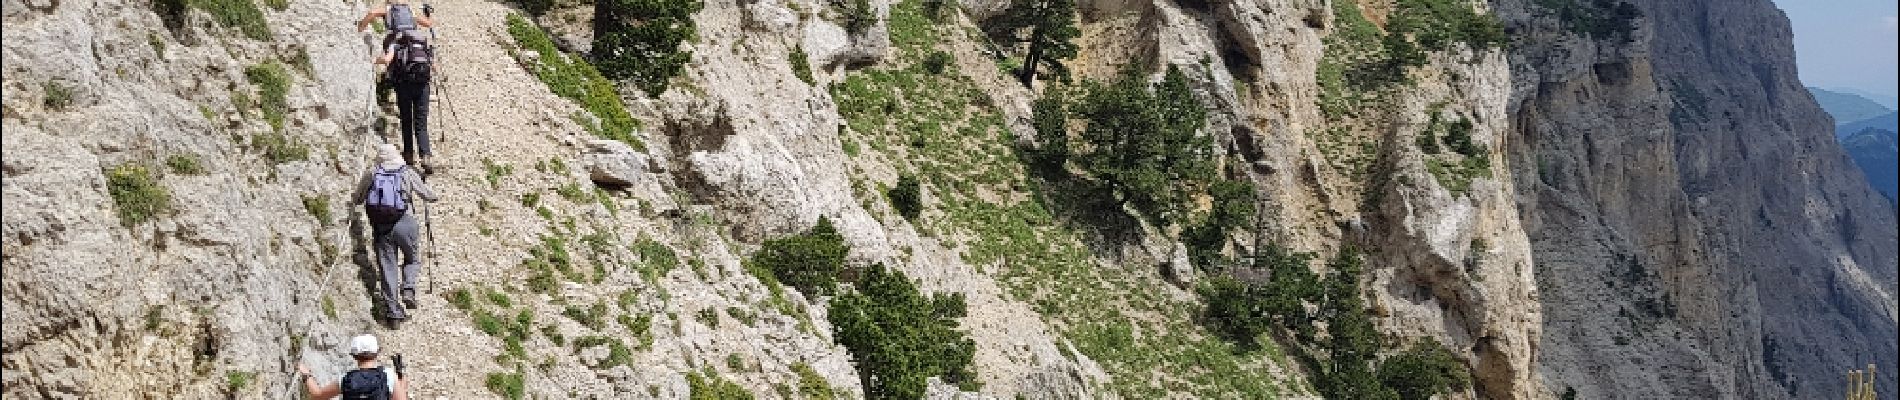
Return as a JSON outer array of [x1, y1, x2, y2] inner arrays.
[[1775, 0, 1899, 99]]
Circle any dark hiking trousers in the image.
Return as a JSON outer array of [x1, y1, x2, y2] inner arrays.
[[394, 81, 432, 160], [372, 212, 422, 320]]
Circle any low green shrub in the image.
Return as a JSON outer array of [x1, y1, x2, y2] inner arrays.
[[792, 362, 837, 400], [226, 371, 256, 392], [190, 0, 271, 39], [166, 154, 206, 175], [302, 195, 332, 226], [1378, 339, 1472, 400], [886, 174, 921, 220], [447, 288, 475, 310], [42, 82, 74, 111], [687, 368, 754, 400], [921, 51, 952, 75], [244, 62, 291, 132], [486, 371, 525, 400], [750, 217, 849, 296], [572, 336, 633, 369], [106, 164, 172, 226], [791, 45, 815, 85]]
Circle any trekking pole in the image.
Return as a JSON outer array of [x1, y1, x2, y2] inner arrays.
[[423, 198, 437, 294]]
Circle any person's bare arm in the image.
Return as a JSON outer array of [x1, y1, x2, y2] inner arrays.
[[298, 364, 342, 400], [417, 15, 433, 28], [355, 7, 386, 32], [391, 376, 410, 400]]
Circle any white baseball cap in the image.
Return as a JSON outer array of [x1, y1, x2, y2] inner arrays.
[[348, 334, 380, 355]]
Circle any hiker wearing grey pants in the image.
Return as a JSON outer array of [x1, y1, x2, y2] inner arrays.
[[351, 144, 439, 321]]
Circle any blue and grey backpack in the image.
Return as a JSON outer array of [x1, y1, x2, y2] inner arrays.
[[364, 166, 408, 224]]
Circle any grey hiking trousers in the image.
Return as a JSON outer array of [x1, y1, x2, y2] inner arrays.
[[372, 212, 422, 319]]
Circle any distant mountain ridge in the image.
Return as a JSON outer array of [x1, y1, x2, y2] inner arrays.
[[1839, 112, 1899, 139], [1809, 87, 1893, 125], [1823, 86, 1900, 109], [1841, 128, 1899, 200]]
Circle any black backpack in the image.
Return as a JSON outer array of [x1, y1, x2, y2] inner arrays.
[[387, 33, 433, 84], [339, 368, 391, 400]]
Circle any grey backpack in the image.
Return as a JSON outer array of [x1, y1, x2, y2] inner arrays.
[[385, 4, 418, 32]]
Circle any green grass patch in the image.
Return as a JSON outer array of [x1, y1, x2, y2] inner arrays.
[[630, 236, 684, 282], [244, 62, 291, 132], [572, 336, 634, 369], [165, 154, 206, 175], [486, 370, 526, 400], [562, 301, 609, 330], [486, 287, 515, 308], [556, 182, 589, 203], [447, 288, 476, 310], [687, 368, 755, 400], [505, 14, 644, 150], [792, 362, 837, 400], [189, 0, 271, 39], [1426, 153, 1492, 196], [42, 81, 74, 111], [301, 195, 331, 227], [790, 44, 815, 85], [105, 164, 172, 227], [484, 158, 514, 189], [225, 371, 256, 392]]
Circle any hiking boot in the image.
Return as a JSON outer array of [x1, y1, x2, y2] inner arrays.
[[402, 289, 418, 309], [418, 156, 434, 175]]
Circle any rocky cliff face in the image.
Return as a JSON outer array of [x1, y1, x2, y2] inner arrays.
[[4, 0, 1893, 398], [1497, 0, 1900, 398]]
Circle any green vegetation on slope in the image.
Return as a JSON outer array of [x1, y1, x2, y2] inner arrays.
[[244, 61, 291, 132], [506, 14, 645, 150], [1534, 0, 1642, 41], [828, 1, 1297, 396], [1199, 247, 1471, 400]]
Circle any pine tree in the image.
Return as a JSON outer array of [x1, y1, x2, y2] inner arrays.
[[985, 0, 1080, 87], [592, 0, 703, 96]]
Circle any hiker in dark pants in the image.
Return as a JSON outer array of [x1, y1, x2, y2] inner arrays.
[[360, 0, 436, 171], [389, 78, 431, 171], [351, 144, 438, 321]]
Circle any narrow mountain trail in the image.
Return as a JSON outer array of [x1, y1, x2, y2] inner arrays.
[[338, 0, 595, 396]]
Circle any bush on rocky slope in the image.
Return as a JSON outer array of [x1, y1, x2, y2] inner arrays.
[[592, 0, 703, 97], [750, 217, 850, 297], [828, 264, 976, 400], [106, 164, 173, 226]]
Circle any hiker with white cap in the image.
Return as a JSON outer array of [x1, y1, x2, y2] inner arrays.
[[351, 144, 439, 321], [298, 334, 409, 400]]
